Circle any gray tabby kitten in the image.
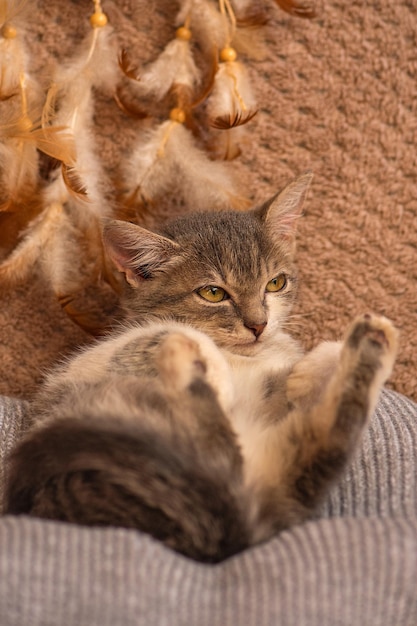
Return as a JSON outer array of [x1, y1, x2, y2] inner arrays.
[[5, 174, 398, 563]]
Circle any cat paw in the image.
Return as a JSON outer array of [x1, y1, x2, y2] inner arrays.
[[157, 332, 207, 391], [343, 313, 398, 383]]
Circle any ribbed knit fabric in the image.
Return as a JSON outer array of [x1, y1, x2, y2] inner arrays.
[[1, 0, 417, 405], [0, 389, 416, 625], [0, 397, 28, 515], [321, 390, 417, 519], [0, 516, 416, 626]]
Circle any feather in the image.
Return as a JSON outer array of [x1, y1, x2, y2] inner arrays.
[[273, 0, 317, 18], [165, 122, 249, 210], [0, 0, 28, 24], [132, 37, 201, 101], [1, 117, 76, 165], [113, 89, 148, 118], [176, 0, 229, 54], [41, 24, 118, 214], [190, 52, 218, 108], [30, 127, 76, 165], [0, 34, 26, 97], [211, 109, 258, 129], [206, 59, 256, 121], [123, 120, 176, 204], [54, 24, 119, 99], [231, 1, 270, 62], [61, 163, 90, 202], [0, 201, 65, 283], [118, 48, 141, 81], [208, 124, 246, 161], [231, 0, 270, 26], [0, 114, 39, 211], [231, 28, 269, 62], [0, 2, 42, 103], [124, 119, 249, 211]]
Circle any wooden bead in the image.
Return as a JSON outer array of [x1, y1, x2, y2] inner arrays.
[[219, 46, 237, 63], [18, 115, 33, 132], [169, 108, 186, 123], [2, 23, 17, 39], [176, 26, 192, 41], [90, 11, 108, 28]]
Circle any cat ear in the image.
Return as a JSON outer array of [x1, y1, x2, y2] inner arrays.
[[102, 220, 181, 287], [255, 172, 313, 241]]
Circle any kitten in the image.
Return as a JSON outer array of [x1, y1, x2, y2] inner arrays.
[[4, 174, 398, 563]]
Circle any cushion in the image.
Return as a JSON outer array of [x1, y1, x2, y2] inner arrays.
[[1, 389, 416, 625]]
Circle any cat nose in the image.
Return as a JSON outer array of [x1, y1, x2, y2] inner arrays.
[[246, 322, 267, 338]]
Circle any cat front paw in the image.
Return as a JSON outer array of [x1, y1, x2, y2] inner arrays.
[[157, 332, 207, 391], [343, 313, 398, 384]]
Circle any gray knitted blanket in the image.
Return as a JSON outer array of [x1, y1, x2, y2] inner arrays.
[[1, 390, 416, 625]]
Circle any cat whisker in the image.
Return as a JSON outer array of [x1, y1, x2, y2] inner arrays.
[[288, 311, 317, 320]]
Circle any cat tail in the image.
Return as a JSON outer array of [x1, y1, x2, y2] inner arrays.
[[4, 416, 252, 563]]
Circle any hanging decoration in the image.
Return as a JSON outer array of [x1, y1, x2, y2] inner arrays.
[[0, 0, 316, 335], [0, 0, 120, 334], [117, 5, 251, 219]]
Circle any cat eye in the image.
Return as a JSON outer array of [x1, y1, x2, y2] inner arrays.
[[266, 274, 287, 293], [197, 285, 230, 303]]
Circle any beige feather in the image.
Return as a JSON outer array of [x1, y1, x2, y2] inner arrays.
[[165, 122, 249, 209], [274, 0, 317, 18], [0, 202, 65, 283], [0, 0, 28, 24], [124, 120, 176, 204], [41, 24, 118, 214], [124, 119, 249, 211], [131, 37, 201, 101], [0, 112, 39, 211], [207, 60, 257, 121], [177, 0, 229, 52]]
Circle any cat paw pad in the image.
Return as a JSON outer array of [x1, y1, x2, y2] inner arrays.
[[157, 332, 207, 390], [347, 314, 398, 352], [344, 313, 398, 379]]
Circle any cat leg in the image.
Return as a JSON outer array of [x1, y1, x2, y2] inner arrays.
[[247, 314, 398, 540], [156, 332, 208, 393], [155, 331, 243, 472], [286, 340, 342, 411]]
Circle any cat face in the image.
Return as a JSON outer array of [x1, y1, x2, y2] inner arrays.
[[103, 174, 312, 355]]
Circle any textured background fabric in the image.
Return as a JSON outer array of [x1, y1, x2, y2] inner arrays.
[[1, 389, 417, 625], [0, 0, 416, 401]]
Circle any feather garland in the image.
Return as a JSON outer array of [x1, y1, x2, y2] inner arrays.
[[0, 3, 120, 334], [1, 0, 317, 334], [0, 1, 43, 213], [120, 0, 260, 212]]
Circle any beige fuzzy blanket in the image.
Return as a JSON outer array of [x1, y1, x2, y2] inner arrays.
[[1, 0, 416, 402]]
